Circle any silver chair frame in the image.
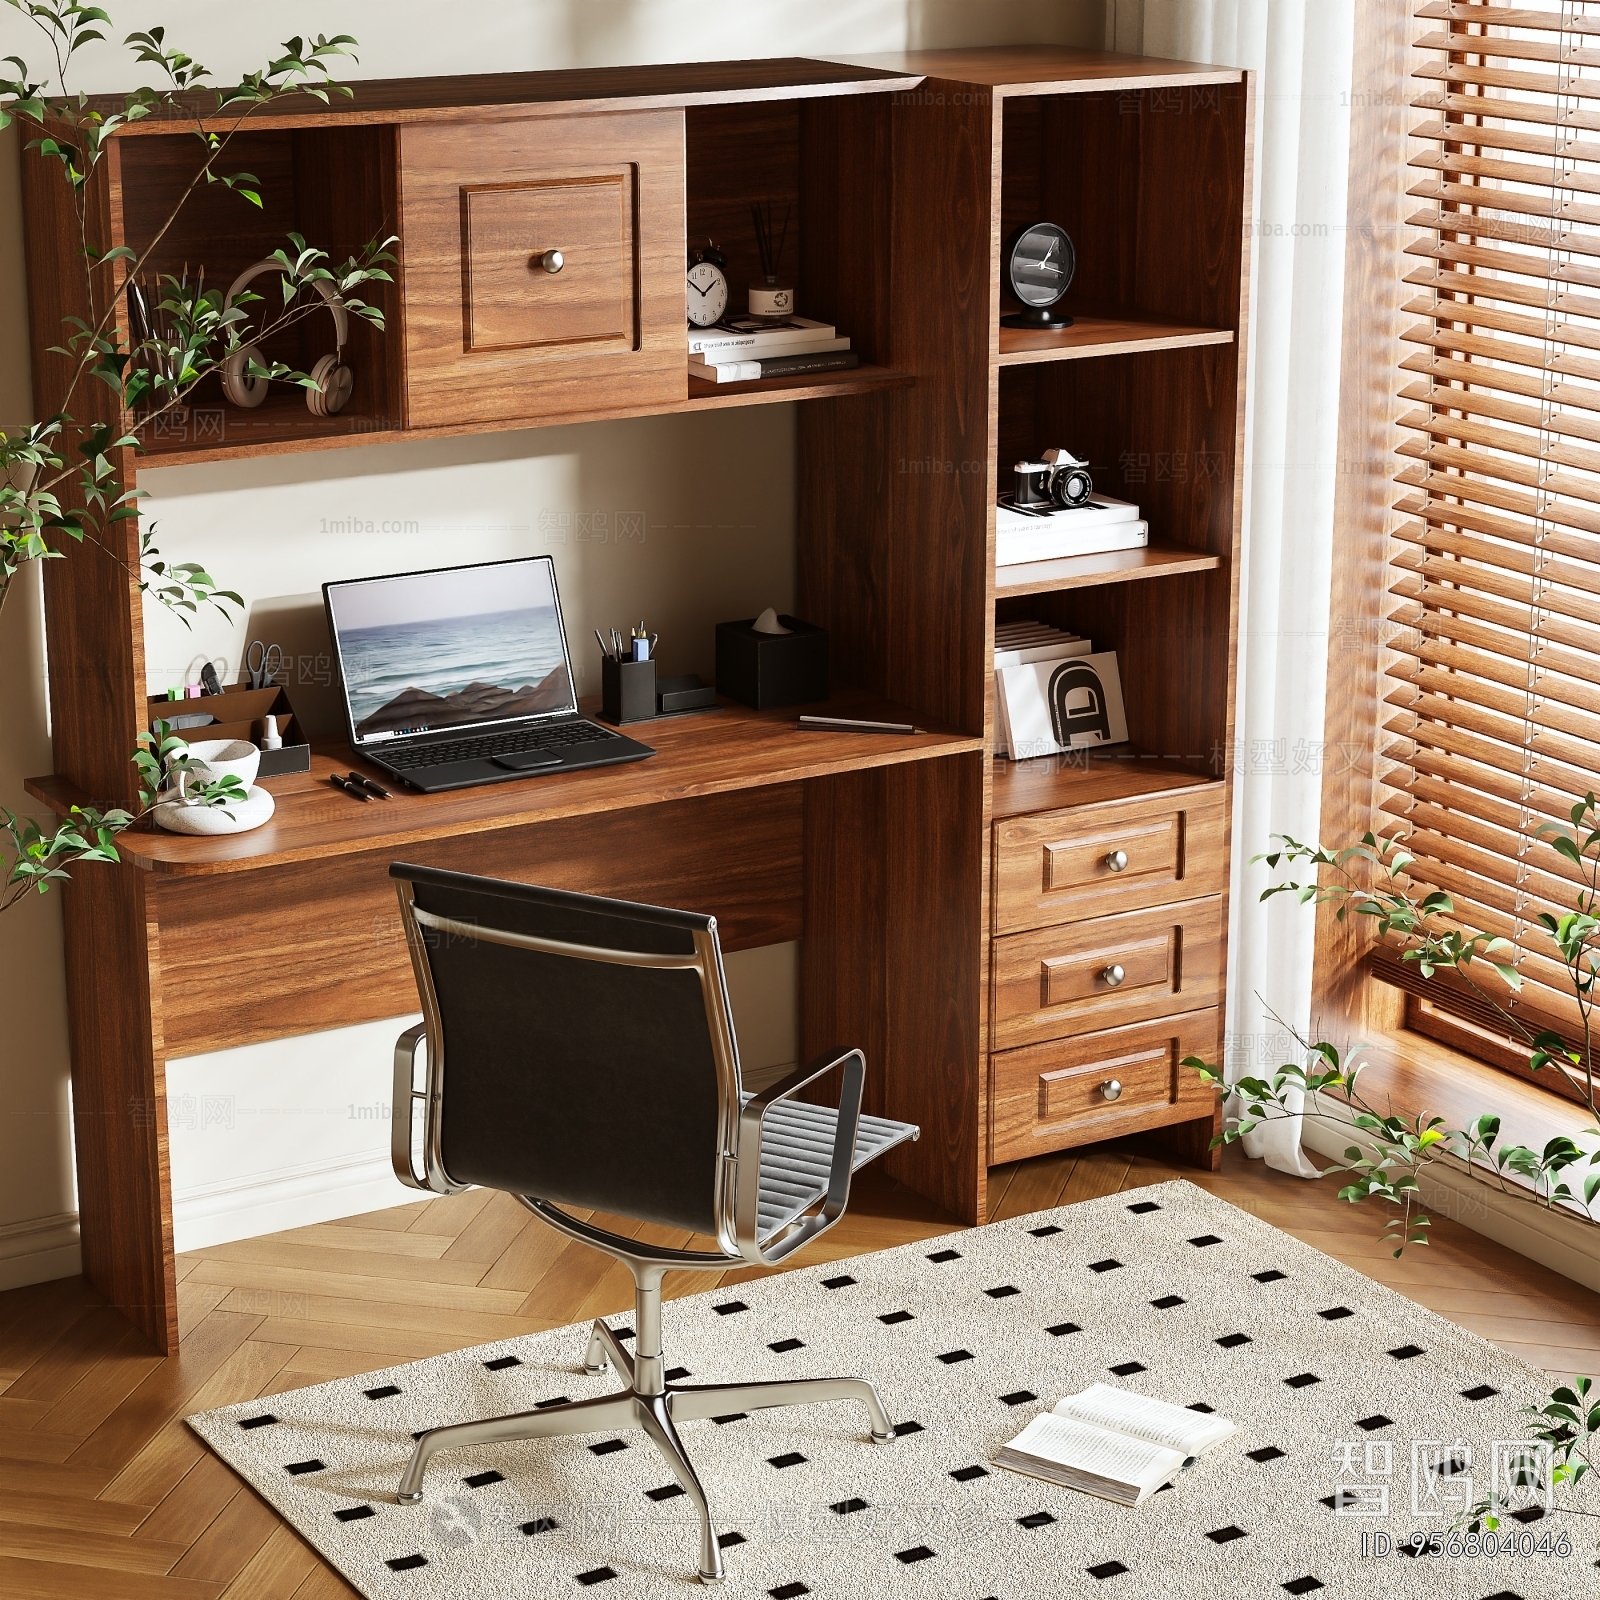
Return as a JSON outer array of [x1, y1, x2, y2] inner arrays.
[[387, 880, 910, 1584]]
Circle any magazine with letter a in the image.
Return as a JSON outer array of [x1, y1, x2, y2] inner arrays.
[[996, 1384, 1236, 1505], [995, 650, 1127, 758]]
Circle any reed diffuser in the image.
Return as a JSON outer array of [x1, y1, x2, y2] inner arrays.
[[748, 200, 794, 323]]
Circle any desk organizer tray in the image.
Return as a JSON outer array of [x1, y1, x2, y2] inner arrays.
[[146, 683, 311, 777]]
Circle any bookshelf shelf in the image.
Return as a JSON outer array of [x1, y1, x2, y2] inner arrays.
[[685, 363, 913, 409], [990, 747, 1218, 821], [994, 543, 1221, 596], [997, 315, 1233, 367]]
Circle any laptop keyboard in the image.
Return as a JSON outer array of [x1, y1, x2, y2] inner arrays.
[[379, 720, 619, 771]]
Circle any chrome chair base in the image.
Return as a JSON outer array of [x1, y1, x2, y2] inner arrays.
[[397, 1314, 894, 1585]]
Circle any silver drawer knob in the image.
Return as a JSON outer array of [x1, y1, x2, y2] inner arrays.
[[1106, 849, 1129, 872], [536, 249, 565, 274], [1101, 1079, 1123, 1102], [1102, 963, 1126, 987]]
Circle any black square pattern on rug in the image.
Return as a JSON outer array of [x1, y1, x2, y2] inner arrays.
[[463, 1470, 503, 1488], [770, 1584, 809, 1599], [768, 1452, 807, 1469], [1462, 1384, 1500, 1401], [1127, 1201, 1162, 1214], [1187, 1403, 1216, 1414], [589, 1439, 627, 1456], [879, 1311, 914, 1325], [363, 1384, 401, 1401], [894, 1546, 936, 1564], [335, 1505, 375, 1522], [387, 1554, 428, 1572], [893, 1421, 924, 1437], [1089, 1560, 1129, 1579], [238, 1414, 277, 1430], [1189, 1234, 1223, 1247], [535, 1394, 570, 1408], [1318, 1306, 1353, 1321], [1215, 1332, 1251, 1349], [1152, 1294, 1186, 1309], [1206, 1525, 1247, 1544], [522, 1517, 559, 1535], [1047, 1321, 1082, 1337], [1388, 1344, 1425, 1360], [999, 1390, 1037, 1406], [821, 1274, 856, 1289], [1088, 1258, 1123, 1273], [645, 1483, 685, 1502], [986, 1284, 1021, 1299], [1028, 1223, 1063, 1236], [1247, 1446, 1287, 1463], [713, 1301, 748, 1316], [285, 1459, 325, 1476], [1018, 1511, 1056, 1529], [951, 1465, 989, 1482], [1252, 1269, 1287, 1283], [717, 1532, 746, 1549], [1283, 1580, 1324, 1595], [712, 1412, 747, 1425], [576, 1568, 617, 1587], [1109, 1360, 1146, 1377], [1356, 1415, 1393, 1432], [938, 1349, 974, 1364], [830, 1497, 869, 1515], [482, 1355, 521, 1371], [664, 1367, 690, 1382], [1284, 1373, 1320, 1389], [927, 1248, 962, 1263], [768, 1338, 805, 1354]]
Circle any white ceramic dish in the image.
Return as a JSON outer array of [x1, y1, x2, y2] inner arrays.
[[153, 783, 275, 835], [177, 737, 261, 789]]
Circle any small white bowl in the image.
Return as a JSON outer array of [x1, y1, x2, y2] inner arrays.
[[178, 738, 261, 791]]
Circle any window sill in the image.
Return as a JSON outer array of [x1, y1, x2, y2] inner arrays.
[[1302, 1027, 1600, 1294]]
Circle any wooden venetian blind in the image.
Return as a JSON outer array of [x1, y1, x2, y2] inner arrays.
[[1385, 0, 1600, 1039]]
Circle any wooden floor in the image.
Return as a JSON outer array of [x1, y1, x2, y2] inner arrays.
[[2, 1139, 1598, 1598]]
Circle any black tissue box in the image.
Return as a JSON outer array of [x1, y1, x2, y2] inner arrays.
[[715, 615, 829, 710]]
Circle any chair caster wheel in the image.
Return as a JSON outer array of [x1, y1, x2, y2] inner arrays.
[[397, 1490, 423, 1505]]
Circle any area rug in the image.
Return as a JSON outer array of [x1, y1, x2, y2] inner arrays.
[[188, 1180, 1596, 1598]]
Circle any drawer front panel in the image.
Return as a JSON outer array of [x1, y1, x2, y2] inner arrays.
[[991, 898, 1222, 1052], [990, 1008, 1219, 1164], [994, 783, 1225, 934], [400, 110, 685, 427]]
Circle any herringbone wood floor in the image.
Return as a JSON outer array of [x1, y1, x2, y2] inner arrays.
[[3, 1141, 1599, 1598]]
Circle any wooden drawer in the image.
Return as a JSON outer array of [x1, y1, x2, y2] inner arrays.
[[990, 897, 1222, 1052], [989, 1009, 1219, 1164], [993, 783, 1225, 935], [399, 110, 685, 427]]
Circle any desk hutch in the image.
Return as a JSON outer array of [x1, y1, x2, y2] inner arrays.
[[22, 47, 1252, 1352]]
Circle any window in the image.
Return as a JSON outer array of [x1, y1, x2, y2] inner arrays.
[[1382, 0, 1600, 1074]]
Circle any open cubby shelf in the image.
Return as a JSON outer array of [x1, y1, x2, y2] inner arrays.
[[998, 316, 1233, 366], [990, 746, 1219, 820], [994, 542, 1221, 596]]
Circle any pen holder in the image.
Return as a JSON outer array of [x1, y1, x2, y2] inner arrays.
[[601, 655, 656, 725]]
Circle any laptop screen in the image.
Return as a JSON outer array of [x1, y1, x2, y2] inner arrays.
[[325, 556, 578, 747]]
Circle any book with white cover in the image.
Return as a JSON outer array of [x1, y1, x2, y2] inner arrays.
[[995, 650, 1128, 758], [997, 497, 1148, 567], [996, 1384, 1236, 1506], [687, 316, 840, 356]]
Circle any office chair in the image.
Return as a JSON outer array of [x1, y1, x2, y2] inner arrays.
[[386, 862, 921, 1585]]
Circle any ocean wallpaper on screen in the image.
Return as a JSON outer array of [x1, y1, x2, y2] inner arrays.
[[341, 605, 574, 738]]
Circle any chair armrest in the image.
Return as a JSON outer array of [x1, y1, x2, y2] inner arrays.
[[734, 1046, 864, 1264], [391, 1022, 431, 1191]]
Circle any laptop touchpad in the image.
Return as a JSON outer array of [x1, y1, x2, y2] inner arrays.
[[492, 751, 563, 772]]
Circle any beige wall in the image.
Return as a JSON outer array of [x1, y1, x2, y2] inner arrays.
[[0, 0, 1103, 1280]]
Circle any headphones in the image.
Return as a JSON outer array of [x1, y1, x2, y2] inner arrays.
[[221, 260, 354, 415]]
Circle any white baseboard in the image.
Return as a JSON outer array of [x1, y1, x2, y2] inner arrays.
[[172, 1150, 420, 1253], [1302, 1100, 1600, 1296], [0, 1210, 81, 1291]]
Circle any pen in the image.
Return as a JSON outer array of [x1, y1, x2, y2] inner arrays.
[[595, 628, 612, 660], [797, 715, 922, 735], [328, 773, 371, 801], [349, 773, 392, 799]]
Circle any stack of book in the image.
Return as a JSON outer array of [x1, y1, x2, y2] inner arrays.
[[688, 316, 860, 384], [993, 620, 1127, 760], [996, 493, 1147, 568]]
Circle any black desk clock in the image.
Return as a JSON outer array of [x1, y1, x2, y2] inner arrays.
[[1002, 222, 1075, 328]]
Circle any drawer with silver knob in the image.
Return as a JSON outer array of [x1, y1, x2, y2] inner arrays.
[[992, 783, 1225, 935], [988, 1008, 1220, 1164], [989, 896, 1222, 1052]]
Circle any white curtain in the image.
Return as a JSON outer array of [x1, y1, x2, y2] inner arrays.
[[1107, 1, 1358, 1175]]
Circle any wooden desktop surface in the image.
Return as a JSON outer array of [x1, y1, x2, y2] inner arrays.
[[27, 690, 980, 876]]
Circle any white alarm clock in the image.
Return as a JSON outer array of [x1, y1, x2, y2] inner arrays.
[[686, 243, 729, 328]]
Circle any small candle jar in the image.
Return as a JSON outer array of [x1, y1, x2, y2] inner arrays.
[[747, 279, 796, 322]]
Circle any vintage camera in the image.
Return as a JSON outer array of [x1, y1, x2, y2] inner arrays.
[[1012, 448, 1093, 510]]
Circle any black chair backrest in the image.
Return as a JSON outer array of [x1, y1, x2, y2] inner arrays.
[[392, 863, 733, 1234]]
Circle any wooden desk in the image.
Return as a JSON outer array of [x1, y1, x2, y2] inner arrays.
[[29, 696, 984, 1352]]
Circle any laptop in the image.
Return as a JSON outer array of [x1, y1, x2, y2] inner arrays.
[[323, 555, 654, 793]]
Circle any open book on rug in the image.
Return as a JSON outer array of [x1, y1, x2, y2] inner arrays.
[[995, 1383, 1236, 1505]]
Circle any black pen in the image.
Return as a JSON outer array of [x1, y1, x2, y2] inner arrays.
[[349, 773, 392, 799], [328, 773, 371, 801]]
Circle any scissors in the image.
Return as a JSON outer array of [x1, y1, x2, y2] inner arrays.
[[245, 639, 285, 690]]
